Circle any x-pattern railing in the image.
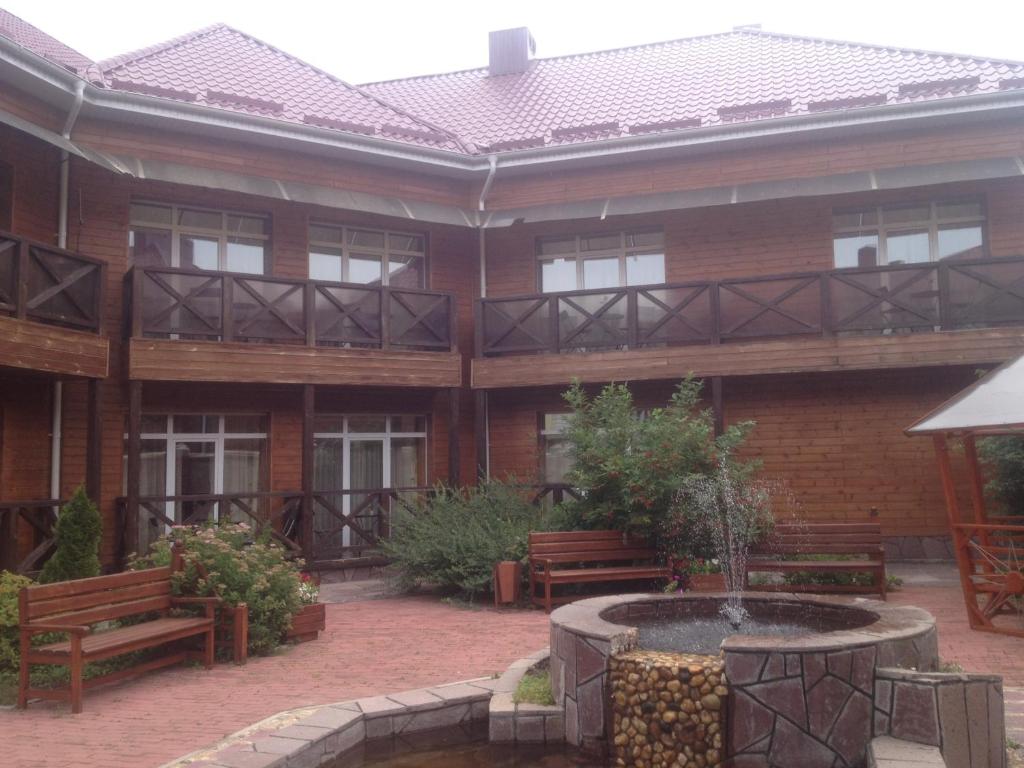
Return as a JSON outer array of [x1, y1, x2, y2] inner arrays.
[[0, 499, 63, 575], [477, 256, 1024, 357], [131, 266, 455, 351], [0, 229, 104, 333]]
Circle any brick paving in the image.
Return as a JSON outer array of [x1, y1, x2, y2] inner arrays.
[[3, 568, 1024, 767]]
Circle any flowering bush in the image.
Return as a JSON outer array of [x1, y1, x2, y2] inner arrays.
[[130, 523, 303, 656], [298, 573, 320, 605], [663, 558, 721, 593]]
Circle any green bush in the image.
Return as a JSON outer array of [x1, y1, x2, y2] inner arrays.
[[381, 479, 545, 599], [556, 378, 755, 544], [130, 523, 302, 656], [979, 435, 1024, 515], [38, 487, 102, 584], [0, 571, 33, 673]]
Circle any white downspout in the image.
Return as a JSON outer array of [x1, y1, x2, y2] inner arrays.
[[476, 156, 498, 479], [50, 82, 85, 501]]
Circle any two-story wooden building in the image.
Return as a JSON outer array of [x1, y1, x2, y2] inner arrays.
[[1, 12, 1023, 572]]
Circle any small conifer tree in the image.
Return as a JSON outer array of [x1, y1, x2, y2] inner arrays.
[[38, 487, 102, 584]]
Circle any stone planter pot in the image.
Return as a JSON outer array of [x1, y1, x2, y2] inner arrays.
[[493, 561, 523, 605], [687, 573, 727, 591], [286, 602, 326, 643]]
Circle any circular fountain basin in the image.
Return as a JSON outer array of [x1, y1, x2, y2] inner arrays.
[[549, 591, 938, 762]]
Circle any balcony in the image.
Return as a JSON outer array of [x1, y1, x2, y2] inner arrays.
[[125, 266, 461, 387], [473, 256, 1024, 388], [0, 230, 108, 378]]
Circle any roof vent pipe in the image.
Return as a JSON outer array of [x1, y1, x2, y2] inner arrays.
[[488, 27, 535, 76]]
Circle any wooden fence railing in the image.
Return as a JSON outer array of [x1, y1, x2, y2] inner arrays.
[[127, 266, 456, 351], [0, 230, 104, 333], [476, 256, 1024, 356], [0, 499, 64, 575]]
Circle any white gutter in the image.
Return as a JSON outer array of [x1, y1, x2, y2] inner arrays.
[[477, 156, 498, 297], [50, 81, 85, 502]]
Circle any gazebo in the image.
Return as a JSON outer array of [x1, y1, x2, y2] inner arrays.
[[907, 352, 1024, 637]]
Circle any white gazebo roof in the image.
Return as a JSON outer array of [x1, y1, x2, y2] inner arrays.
[[907, 352, 1024, 435]]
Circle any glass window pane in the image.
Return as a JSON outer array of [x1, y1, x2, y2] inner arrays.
[[580, 233, 621, 252], [543, 436, 572, 484], [179, 208, 223, 230], [347, 415, 388, 433], [313, 437, 344, 491], [937, 201, 982, 220], [141, 414, 168, 434], [833, 234, 879, 268], [938, 225, 984, 260], [387, 254, 425, 288], [173, 415, 219, 434], [582, 257, 620, 289], [309, 248, 343, 282], [309, 224, 344, 244], [542, 413, 571, 434], [226, 214, 267, 237], [130, 228, 172, 267], [130, 203, 172, 226], [391, 415, 426, 433], [391, 437, 426, 487], [882, 206, 929, 226], [138, 439, 167, 496], [388, 233, 425, 253], [885, 230, 930, 264], [626, 230, 664, 248], [347, 229, 386, 249], [833, 209, 878, 229], [625, 252, 665, 286], [224, 415, 267, 434], [541, 258, 577, 292], [226, 238, 265, 274], [313, 415, 346, 434], [174, 441, 216, 495], [181, 235, 219, 271], [348, 253, 383, 284], [222, 438, 266, 493], [537, 236, 576, 256]]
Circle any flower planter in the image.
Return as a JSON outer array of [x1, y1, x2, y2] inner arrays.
[[687, 573, 727, 592], [493, 561, 523, 606], [286, 602, 326, 643]]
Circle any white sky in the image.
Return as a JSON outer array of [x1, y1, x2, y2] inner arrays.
[[5, 0, 1023, 84]]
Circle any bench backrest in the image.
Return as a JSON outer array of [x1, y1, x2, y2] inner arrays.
[[20, 567, 174, 627], [750, 522, 883, 557], [528, 530, 659, 564]]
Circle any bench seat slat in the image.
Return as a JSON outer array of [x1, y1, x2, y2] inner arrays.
[[529, 531, 626, 543], [532, 548, 659, 564], [25, 567, 172, 601], [31, 617, 213, 663], [29, 580, 171, 619], [546, 566, 670, 584], [40, 595, 173, 627], [747, 560, 884, 571]]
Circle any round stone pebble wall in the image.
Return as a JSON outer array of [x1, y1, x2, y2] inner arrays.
[[610, 650, 727, 768]]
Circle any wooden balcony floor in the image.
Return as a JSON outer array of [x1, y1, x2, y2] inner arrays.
[[0, 315, 109, 378]]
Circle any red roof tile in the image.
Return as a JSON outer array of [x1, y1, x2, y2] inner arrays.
[[97, 24, 470, 153], [363, 29, 1024, 153], [0, 8, 94, 75]]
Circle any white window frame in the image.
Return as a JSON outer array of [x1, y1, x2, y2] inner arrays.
[[832, 200, 985, 268], [313, 415, 428, 548], [536, 230, 666, 292], [307, 223, 427, 287], [129, 201, 270, 273], [127, 414, 268, 528]]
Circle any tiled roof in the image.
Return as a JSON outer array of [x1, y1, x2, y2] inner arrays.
[[0, 8, 94, 75], [97, 24, 470, 153], [363, 29, 1024, 153]]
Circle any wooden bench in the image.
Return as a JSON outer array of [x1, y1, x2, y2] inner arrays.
[[743, 522, 887, 599], [18, 565, 221, 713], [528, 530, 671, 613]]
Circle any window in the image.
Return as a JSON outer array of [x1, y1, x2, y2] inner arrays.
[[537, 230, 665, 292], [124, 414, 268, 553], [308, 224, 426, 288], [313, 415, 427, 553], [540, 413, 573, 484], [832, 201, 984, 268], [129, 202, 269, 274]]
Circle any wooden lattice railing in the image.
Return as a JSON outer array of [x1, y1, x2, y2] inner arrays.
[[477, 256, 1024, 356]]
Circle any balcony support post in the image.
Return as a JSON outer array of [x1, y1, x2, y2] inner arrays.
[[448, 387, 461, 488], [125, 380, 142, 562], [301, 384, 315, 564], [474, 390, 488, 481], [85, 378, 103, 504]]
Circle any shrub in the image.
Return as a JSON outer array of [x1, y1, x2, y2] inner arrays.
[[38, 487, 102, 584], [381, 479, 545, 599], [979, 435, 1024, 515], [557, 378, 755, 544], [0, 571, 33, 673], [130, 523, 302, 656], [515, 669, 555, 706]]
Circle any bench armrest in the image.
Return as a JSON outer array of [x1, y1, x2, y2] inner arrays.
[[22, 622, 91, 636]]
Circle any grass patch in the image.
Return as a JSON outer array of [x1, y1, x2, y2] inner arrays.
[[514, 669, 554, 706]]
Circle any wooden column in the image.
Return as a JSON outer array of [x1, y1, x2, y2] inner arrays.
[[448, 387, 461, 487], [125, 380, 142, 562], [962, 435, 988, 523], [85, 379, 103, 503], [711, 376, 724, 437], [301, 384, 315, 564], [933, 433, 981, 628], [474, 390, 488, 481]]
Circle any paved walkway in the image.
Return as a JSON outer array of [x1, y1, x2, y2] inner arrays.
[[3, 567, 1024, 767]]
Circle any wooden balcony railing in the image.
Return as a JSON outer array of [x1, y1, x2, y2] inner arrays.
[[127, 266, 457, 351], [0, 499, 63, 574], [476, 256, 1024, 357], [0, 230, 104, 333]]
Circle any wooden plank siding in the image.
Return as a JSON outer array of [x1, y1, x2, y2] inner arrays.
[[0, 315, 109, 379]]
